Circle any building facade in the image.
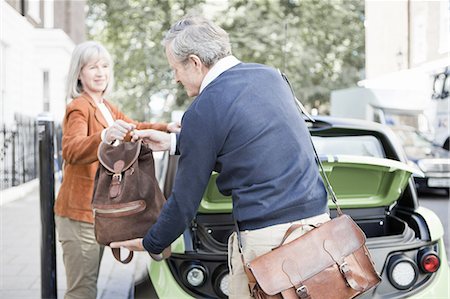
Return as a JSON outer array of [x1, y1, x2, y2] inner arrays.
[[1, 0, 85, 189], [1, 0, 85, 125], [363, 0, 449, 147], [365, 0, 449, 79]]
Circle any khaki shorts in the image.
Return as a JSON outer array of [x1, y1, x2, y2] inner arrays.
[[228, 213, 331, 299]]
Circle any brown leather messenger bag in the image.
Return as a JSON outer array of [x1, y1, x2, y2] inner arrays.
[[236, 72, 382, 299]]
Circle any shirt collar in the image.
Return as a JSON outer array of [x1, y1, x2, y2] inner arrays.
[[199, 55, 241, 94]]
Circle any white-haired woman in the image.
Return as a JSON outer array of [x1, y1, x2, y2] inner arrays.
[[54, 41, 179, 299]]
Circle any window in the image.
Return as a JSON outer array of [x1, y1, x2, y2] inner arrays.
[[27, 0, 41, 23], [43, 0, 54, 28], [312, 135, 386, 158]]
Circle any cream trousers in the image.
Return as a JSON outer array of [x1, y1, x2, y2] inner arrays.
[[228, 213, 331, 299]]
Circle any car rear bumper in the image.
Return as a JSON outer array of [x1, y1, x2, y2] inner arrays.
[[408, 238, 450, 298]]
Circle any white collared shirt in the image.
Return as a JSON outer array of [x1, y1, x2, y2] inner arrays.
[[199, 55, 241, 94], [170, 55, 241, 155]]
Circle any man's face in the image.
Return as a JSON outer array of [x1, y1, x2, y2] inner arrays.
[[165, 46, 205, 97]]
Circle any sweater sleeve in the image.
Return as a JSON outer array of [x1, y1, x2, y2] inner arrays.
[[142, 109, 217, 254]]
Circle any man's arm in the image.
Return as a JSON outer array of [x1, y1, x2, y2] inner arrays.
[[142, 109, 218, 253], [112, 109, 218, 255]]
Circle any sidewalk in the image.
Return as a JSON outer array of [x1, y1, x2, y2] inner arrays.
[[0, 179, 149, 299]]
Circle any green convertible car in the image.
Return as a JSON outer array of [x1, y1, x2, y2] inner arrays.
[[148, 116, 449, 299]]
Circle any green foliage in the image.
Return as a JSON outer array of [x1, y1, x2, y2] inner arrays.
[[220, 0, 365, 111], [87, 0, 205, 120], [87, 0, 364, 118]]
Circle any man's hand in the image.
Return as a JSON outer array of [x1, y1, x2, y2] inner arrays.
[[110, 238, 145, 251], [110, 238, 171, 261], [131, 129, 172, 151], [167, 122, 181, 133], [104, 120, 136, 144]]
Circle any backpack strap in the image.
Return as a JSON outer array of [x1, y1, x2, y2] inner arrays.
[[112, 248, 134, 264]]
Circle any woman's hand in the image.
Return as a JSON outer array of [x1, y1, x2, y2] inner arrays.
[[131, 129, 171, 151], [104, 120, 136, 144]]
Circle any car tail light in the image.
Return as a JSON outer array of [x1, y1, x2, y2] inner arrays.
[[418, 249, 440, 273], [387, 255, 419, 290], [213, 266, 230, 298]]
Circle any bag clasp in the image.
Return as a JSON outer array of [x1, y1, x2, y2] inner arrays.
[[296, 285, 310, 299], [112, 173, 122, 182]]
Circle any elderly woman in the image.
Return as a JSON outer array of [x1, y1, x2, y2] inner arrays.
[[54, 41, 179, 299]]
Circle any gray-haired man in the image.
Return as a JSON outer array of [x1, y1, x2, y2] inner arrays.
[[111, 16, 329, 298]]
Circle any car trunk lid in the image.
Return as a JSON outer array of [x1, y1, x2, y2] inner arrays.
[[198, 155, 421, 212]]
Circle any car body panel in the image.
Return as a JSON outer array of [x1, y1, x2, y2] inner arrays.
[[170, 235, 186, 254], [149, 259, 195, 299], [416, 206, 445, 242]]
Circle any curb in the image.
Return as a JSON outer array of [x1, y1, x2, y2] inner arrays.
[[0, 179, 39, 206]]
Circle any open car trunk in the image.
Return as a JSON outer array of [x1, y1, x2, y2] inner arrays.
[[188, 155, 421, 271]]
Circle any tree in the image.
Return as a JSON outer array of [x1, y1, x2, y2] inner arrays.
[[219, 0, 365, 111], [87, 0, 364, 117], [87, 0, 205, 120]]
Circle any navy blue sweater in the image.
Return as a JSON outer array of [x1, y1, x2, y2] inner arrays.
[[143, 63, 328, 253]]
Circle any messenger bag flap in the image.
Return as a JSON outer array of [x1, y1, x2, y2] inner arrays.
[[247, 215, 366, 295], [97, 141, 142, 173]]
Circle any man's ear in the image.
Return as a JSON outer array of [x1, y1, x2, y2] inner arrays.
[[189, 55, 202, 69]]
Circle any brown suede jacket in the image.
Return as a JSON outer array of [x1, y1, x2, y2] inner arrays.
[[54, 93, 168, 223]]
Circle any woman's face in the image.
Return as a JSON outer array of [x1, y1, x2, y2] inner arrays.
[[79, 57, 110, 96]]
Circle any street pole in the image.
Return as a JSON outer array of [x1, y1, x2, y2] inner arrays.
[[38, 113, 57, 299]]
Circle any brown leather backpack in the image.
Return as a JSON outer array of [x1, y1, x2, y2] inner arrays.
[[92, 141, 166, 263]]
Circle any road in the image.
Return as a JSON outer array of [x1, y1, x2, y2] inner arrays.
[[418, 189, 450, 263]]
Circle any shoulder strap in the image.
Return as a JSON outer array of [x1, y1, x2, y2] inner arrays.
[[279, 70, 342, 216]]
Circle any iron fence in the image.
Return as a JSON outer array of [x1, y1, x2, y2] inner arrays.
[[1, 114, 62, 190]]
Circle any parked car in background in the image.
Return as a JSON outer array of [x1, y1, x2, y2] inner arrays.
[[149, 116, 449, 299], [391, 125, 450, 195]]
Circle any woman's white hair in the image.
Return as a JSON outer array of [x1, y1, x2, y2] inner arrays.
[[163, 16, 232, 67], [66, 41, 114, 100]]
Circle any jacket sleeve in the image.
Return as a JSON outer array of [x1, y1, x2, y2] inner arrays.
[[142, 109, 217, 254], [62, 104, 102, 165], [109, 102, 169, 131]]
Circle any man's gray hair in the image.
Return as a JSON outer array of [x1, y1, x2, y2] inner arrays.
[[66, 41, 114, 100], [163, 16, 232, 67]]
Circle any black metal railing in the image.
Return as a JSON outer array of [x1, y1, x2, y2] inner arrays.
[[1, 114, 62, 190]]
